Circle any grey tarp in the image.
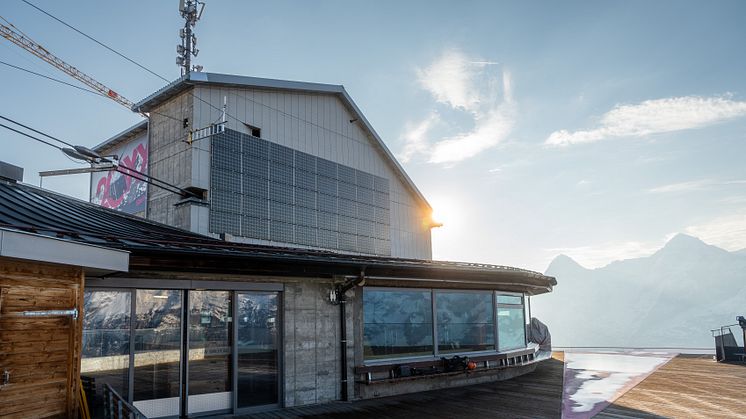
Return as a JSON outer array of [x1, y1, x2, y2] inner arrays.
[[528, 317, 552, 351]]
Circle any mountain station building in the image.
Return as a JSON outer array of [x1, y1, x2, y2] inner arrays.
[[0, 73, 556, 418]]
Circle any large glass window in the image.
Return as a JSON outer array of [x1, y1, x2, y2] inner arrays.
[[436, 291, 494, 353], [363, 288, 527, 360], [363, 289, 433, 359], [497, 294, 525, 351], [82, 290, 131, 402]]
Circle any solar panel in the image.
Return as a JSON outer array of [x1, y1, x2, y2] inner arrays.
[[210, 129, 391, 254]]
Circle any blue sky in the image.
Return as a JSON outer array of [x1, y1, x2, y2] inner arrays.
[[2, 0, 746, 271]]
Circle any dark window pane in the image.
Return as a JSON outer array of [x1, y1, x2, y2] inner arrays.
[[363, 289, 433, 359], [237, 293, 279, 408], [436, 292, 494, 353]]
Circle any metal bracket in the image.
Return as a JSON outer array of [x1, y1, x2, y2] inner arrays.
[[20, 308, 78, 320]]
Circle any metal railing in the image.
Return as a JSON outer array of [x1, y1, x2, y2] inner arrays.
[[103, 383, 147, 419]]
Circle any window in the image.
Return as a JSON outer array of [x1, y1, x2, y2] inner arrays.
[[244, 123, 261, 138], [363, 289, 433, 359], [436, 291, 494, 353], [82, 290, 132, 400], [497, 293, 525, 351], [363, 288, 526, 361]]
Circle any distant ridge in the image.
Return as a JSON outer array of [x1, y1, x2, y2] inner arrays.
[[534, 234, 746, 349]]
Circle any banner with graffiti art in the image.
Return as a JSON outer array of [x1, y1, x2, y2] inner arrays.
[[91, 134, 148, 214]]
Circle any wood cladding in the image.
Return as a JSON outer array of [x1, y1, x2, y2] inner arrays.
[[0, 258, 83, 418]]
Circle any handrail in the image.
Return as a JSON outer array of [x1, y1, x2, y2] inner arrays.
[[103, 383, 147, 419]]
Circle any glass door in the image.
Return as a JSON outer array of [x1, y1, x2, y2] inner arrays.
[[132, 290, 183, 418], [236, 292, 279, 409], [187, 290, 233, 415]]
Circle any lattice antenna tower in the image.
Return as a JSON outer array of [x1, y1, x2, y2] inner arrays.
[[177, 0, 205, 75]]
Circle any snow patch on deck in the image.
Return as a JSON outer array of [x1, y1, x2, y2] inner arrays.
[[561, 351, 676, 418]]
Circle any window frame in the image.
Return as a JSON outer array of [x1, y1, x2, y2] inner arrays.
[[495, 291, 526, 352], [362, 287, 526, 365]]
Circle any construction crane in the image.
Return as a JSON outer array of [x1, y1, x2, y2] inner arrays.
[[0, 16, 135, 111]]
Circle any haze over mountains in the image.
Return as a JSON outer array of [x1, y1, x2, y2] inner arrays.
[[532, 234, 746, 349]]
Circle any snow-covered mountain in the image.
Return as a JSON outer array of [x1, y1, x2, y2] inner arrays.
[[532, 234, 746, 349]]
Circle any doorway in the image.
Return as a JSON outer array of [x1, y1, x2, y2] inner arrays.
[[82, 287, 281, 417]]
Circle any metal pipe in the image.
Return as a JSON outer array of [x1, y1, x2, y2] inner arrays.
[[337, 269, 365, 401], [339, 293, 348, 401]]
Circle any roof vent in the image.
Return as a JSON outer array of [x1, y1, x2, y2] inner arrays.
[[0, 161, 23, 183]]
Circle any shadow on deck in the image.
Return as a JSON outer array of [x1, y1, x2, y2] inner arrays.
[[230, 356, 565, 419], [220, 353, 745, 419]]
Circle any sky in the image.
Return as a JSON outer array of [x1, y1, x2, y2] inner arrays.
[[2, 0, 746, 272]]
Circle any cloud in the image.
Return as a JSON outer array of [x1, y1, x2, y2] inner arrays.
[[546, 96, 746, 147], [398, 113, 438, 163], [685, 212, 746, 251], [399, 49, 515, 164], [648, 179, 746, 194]]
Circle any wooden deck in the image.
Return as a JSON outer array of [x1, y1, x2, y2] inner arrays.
[[233, 355, 565, 419], [597, 355, 746, 418], [222, 353, 746, 419]]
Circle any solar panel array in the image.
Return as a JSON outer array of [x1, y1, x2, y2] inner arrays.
[[210, 129, 391, 255]]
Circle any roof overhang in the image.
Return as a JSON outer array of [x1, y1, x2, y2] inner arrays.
[[132, 72, 431, 210], [0, 227, 130, 275], [92, 119, 148, 153], [124, 248, 556, 295]]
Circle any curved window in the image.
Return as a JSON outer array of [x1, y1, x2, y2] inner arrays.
[[497, 294, 525, 351], [436, 291, 494, 353], [363, 289, 433, 359]]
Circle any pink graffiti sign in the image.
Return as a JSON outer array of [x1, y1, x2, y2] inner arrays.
[[92, 139, 148, 213]]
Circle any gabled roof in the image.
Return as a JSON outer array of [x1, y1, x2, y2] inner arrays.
[[132, 72, 431, 209], [0, 180, 556, 294]]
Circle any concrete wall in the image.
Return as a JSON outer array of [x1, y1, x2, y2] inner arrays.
[[282, 280, 355, 407], [147, 90, 194, 229]]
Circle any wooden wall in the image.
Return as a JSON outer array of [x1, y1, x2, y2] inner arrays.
[[0, 257, 84, 418]]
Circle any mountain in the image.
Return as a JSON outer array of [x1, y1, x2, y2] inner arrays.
[[532, 234, 746, 349]]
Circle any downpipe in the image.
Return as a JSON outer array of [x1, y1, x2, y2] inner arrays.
[[332, 269, 366, 402]]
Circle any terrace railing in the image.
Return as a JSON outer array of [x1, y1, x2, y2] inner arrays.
[[103, 383, 147, 419]]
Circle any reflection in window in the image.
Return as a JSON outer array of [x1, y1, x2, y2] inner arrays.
[[497, 295, 522, 305], [133, 290, 182, 407], [498, 307, 525, 351], [188, 290, 232, 413], [436, 291, 494, 353], [237, 292, 279, 408], [364, 289, 433, 359], [82, 290, 131, 403]]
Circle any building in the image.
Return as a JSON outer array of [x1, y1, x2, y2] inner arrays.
[[0, 73, 556, 418], [93, 72, 434, 259]]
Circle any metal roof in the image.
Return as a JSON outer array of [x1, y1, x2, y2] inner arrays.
[[0, 180, 556, 294], [132, 72, 431, 210]]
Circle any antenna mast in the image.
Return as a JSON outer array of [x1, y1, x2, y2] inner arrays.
[[177, 0, 205, 76]]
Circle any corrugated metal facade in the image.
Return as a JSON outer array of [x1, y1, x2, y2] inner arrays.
[[147, 85, 432, 259]]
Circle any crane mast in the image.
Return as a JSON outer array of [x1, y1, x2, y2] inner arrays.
[[0, 17, 135, 110]]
